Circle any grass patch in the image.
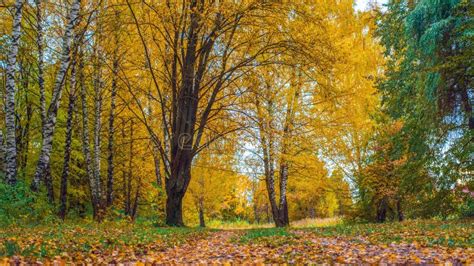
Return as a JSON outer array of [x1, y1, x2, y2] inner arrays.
[[207, 219, 272, 229], [291, 217, 342, 228], [237, 228, 296, 247]]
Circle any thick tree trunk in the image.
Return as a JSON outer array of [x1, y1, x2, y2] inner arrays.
[[59, 62, 77, 220], [165, 191, 185, 226], [4, 0, 25, 185], [32, 0, 80, 192], [166, 141, 193, 226]]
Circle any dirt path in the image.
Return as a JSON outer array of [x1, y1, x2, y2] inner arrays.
[[152, 230, 253, 264]]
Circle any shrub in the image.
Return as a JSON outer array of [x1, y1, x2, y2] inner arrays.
[[0, 181, 55, 226]]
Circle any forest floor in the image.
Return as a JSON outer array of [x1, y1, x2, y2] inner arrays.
[[0, 219, 472, 264]]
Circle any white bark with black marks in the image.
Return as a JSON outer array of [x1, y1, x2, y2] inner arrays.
[[36, 0, 46, 129], [31, 0, 81, 192], [92, 31, 104, 203], [0, 131, 5, 174], [59, 59, 78, 220], [80, 57, 103, 220], [4, 0, 25, 185]]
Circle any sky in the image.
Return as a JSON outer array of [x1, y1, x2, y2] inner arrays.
[[355, 0, 388, 11]]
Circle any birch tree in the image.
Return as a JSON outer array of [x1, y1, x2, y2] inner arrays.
[[59, 56, 78, 220], [36, 0, 46, 130], [250, 68, 302, 227], [0, 131, 4, 174], [4, 0, 25, 185], [31, 0, 81, 193], [80, 52, 104, 220]]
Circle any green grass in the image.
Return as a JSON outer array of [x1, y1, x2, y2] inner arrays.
[[237, 228, 296, 247]]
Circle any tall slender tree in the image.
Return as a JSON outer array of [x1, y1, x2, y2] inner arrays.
[[59, 56, 78, 220], [4, 0, 25, 185], [36, 0, 46, 131], [31, 0, 81, 194], [106, 9, 121, 206]]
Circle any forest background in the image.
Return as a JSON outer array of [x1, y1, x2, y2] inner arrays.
[[0, 0, 472, 230]]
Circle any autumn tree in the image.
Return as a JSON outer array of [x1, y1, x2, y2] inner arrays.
[[31, 0, 81, 199], [125, 0, 288, 226], [4, 0, 25, 185]]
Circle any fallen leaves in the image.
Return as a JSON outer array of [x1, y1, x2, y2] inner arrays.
[[0, 220, 473, 264]]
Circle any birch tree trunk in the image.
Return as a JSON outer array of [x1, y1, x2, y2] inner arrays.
[[59, 59, 78, 220], [32, 0, 81, 193], [4, 0, 25, 185], [93, 52, 103, 202], [0, 131, 5, 174], [36, 0, 46, 129], [80, 53, 104, 221]]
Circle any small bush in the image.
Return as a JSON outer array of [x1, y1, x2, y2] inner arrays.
[[459, 197, 474, 218], [0, 181, 55, 226]]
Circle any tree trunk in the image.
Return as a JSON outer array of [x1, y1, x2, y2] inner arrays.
[[121, 120, 129, 215], [165, 191, 185, 226], [126, 120, 134, 216], [92, 53, 103, 206], [59, 61, 77, 220], [0, 131, 5, 174], [152, 145, 162, 188], [4, 0, 25, 185], [253, 198, 259, 224], [131, 176, 141, 220], [106, 52, 118, 207], [376, 197, 388, 223], [16, 64, 32, 172], [32, 0, 81, 192], [36, 0, 46, 131], [278, 163, 290, 227], [166, 132, 194, 226], [397, 198, 404, 222], [80, 52, 103, 221], [198, 201, 205, 228]]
